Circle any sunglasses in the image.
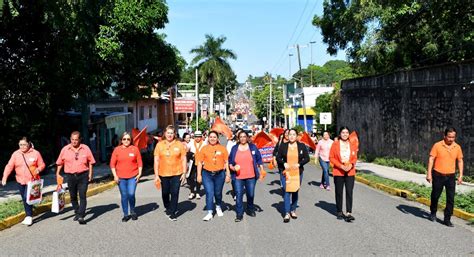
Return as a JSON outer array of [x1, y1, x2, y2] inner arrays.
[[122, 138, 131, 141], [19, 143, 29, 146], [75, 152, 79, 160]]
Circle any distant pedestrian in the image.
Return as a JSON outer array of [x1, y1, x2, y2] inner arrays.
[[154, 125, 187, 221], [329, 127, 358, 222], [2, 137, 45, 226], [228, 130, 264, 222], [315, 131, 334, 190], [110, 132, 143, 222], [426, 127, 464, 227], [196, 131, 230, 221], [56, 131, 96, 225], [276, 129, 310, 223]]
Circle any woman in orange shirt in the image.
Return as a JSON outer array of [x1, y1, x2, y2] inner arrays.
[[110, 132, 143, 222], [276, 129, 310, 223], [329, 126, 358, 222], [154, 125, 187, 221], [196, 131, 230, 221], [2, 137, 45, 226]]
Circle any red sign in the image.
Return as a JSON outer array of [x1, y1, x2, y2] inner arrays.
[[174, 99, 196, 113]]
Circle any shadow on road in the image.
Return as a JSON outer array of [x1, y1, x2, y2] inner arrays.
[[135, 202, 159, 217], [396, 204, 431, 220], [269, 188, 283, 196], [307, 181, 322, 187], [177, 200, 197, 217], [267, 179, 281, 186], [271, 201, 285, 217], [85, 203, 119, 222], [315, 200, 337, 216]]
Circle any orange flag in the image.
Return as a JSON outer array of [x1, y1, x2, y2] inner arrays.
[[211, 116, 233, 139], [252, 131, 274, 149], [132, 126, 148, 150], [299, 132, 317, 151], [269, 128, 285, 138], [349, 131, 359, 151]]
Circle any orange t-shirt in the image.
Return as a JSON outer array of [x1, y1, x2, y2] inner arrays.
[[154, 140, 186, 177], [196, 144, 228, 172], [110, 145, 143, 179], [430, 140, 463, 174]]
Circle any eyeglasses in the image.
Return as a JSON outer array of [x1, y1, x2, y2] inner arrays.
[[19, 143, 28, 146], [75, 152, 79, 160], [122, 138, 131, 141]]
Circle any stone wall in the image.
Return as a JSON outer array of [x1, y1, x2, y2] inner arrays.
[[339, 61, 474, 176]]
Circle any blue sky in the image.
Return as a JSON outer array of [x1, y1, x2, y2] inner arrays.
[[162, 0, 346, 83]]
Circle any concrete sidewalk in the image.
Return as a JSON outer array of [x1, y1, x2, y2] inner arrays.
[[0, 163, 112, 203], [356, 162, 474, 194]]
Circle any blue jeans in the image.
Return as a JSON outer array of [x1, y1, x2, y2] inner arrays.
[[319, 158, 330, 187], [202, 170, 225, 211], [235, 177, 256, 217], [18, 183, 33, 217], [281, 172, 303, 214], [118, 178, 137, 216]]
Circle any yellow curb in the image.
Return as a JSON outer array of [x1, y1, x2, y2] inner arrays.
[[0, 180, 116, 232], [355, 175, 474, 222]]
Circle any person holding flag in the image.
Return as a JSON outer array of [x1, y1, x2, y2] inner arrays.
[[154, 125, 187, 221], [110, 132, 143, 222], [2, 137, 46, 226], [329, 127, 359, 222], [276, 129, 310, 223], [196, 131, 231, 221], [228, 130, 265, 222]]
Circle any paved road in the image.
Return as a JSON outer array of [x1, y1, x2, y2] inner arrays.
[[1, 163, 473, 256]]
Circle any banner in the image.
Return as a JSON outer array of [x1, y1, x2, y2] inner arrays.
[[258, 146, 275, 163], [174, 99, 196, 113]]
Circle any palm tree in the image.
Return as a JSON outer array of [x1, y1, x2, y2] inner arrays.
[[190, 34, 237, 115]]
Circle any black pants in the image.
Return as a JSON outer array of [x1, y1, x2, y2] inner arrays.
[[430, 171, 456, 220], [160, 175, 181, 215], [66, 172, 89, 218], [334, 175, 355, 213], [17, 183, 33, 217], [187, 165, 201, 194]]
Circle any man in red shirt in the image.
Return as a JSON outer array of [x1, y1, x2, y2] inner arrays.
[[56, 131, 96, 225]]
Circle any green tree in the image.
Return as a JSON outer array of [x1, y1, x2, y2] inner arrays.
[[0, 0, 180, 165], [313, 0, 473, 75], [190, 34, 237, 115], [250, 73, 286, 124]]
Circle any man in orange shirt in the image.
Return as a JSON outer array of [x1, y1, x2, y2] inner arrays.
[[56, 131, 96, 225], [426, 127, 464, 227]]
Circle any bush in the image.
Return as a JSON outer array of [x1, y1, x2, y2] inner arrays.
[[373, 157, 426, 174]]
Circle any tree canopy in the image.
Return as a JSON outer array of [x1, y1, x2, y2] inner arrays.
[[0, 0, 181, 163], [313, 0, 474, 75]]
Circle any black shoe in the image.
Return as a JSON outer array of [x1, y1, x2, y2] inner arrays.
[[429, 214, 436, 222], [78, 217, 87, 225], [73, 215, 79, 221], [130, 213, 138, 221], [235, 216, 243, 222], [169, 214, 178, 221], [345, 214, 355, 222], [246, 210, 256, 217], [122, 215, 131, 222], [336, 212, 346, 220], [444, 220, 454, 227], [283, 214, 290, 223]]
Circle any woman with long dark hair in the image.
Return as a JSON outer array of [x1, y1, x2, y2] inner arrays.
[[276, 129, 310, 223], [329, 126, 358, 222]]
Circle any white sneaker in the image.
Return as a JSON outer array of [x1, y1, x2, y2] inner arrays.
[[202, 212, 213, 221], [21, 216, 33, 226], [188, 193, 195, 200], [216, 206, 224, 217], [196, 193, 201, 199]]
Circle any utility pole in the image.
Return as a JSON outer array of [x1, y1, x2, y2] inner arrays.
[[195, 69, 199, 131], [269, 75, 272, 131], [283, 84, 288, 129], [296, 44, 308, 132], [224, 84, 227, 121], [310, 41, 316, 86]]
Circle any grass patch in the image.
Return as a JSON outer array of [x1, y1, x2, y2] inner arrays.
[[0, 200, 24, 220], [358, 173, 474, 214], [372, 157, 427, 174]]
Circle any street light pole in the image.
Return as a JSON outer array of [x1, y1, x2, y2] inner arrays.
[[309, 41, 316, 86], [296, 44, 308, 133], [269, 75, 272, 131], [195, 69, 199, 131]]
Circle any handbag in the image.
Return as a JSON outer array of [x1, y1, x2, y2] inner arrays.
[[52, 177, 65, 213], [22, 154, 44, 205]]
